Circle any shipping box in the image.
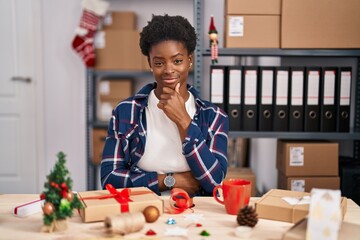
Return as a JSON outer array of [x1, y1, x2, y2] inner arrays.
[[96, 79, 133, 121], [278, 173, 340, 192], [276, 140, 338, 177], [255, 189, 347, 223], [78, 187, 164, 223], [92, 128, 107, 165], [226, 167, 257, 196], [95, 30, 143, 71], [225, 0, 281, 15], [281, 0, 360, 48], [103, 11, 136, 30], [225, 15, 280, 48]]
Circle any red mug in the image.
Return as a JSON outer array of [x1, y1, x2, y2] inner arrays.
[[213, 179, 251, 215]]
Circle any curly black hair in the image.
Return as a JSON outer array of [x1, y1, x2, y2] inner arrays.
[[139, 14, 197, 57]]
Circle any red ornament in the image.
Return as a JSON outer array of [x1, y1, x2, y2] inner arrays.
[[51, 181, 59, 188], [145, 229, 157, 236], [196, 223, 202, 227], [43, 202, 54, 215], [40, 193, 45, 200], [66, 191, 74, 202]]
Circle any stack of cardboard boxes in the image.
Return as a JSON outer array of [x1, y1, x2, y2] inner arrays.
[[95, 11, 149, 70], [276, 140, 340, 192], [224, 0, 360, 48]]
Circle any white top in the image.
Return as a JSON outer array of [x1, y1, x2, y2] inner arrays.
[[137, 89, 196, 174]]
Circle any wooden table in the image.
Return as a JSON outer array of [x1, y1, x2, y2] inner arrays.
[[1, 194, 359, 240]]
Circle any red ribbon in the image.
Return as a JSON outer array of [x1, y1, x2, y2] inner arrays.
[[80, 184, 150, 213], [167, 188, 194, 214]]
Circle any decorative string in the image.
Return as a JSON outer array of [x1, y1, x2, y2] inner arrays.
[[104, 212, 145, 236]]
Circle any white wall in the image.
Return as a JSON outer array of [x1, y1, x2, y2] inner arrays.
[[42, 0, 86, 191]]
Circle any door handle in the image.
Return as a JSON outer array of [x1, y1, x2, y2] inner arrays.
[[11, 76, 31, 83]]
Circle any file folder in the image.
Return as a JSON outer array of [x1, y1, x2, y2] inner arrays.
[[210, 65, 228, 112], [337, 67, 352, 132], [258, 67, 275, 131], [289, 67, 305, 132], [304, 67, 321, 132], [320, 67, 338, 132], [242, 67, 258, 131], [273, 67, 290, 132], [227, 66, 242, 131]]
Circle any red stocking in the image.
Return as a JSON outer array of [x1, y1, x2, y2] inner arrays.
[[72, 0, 109, 67]]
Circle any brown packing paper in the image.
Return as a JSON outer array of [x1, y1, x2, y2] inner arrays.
[[78, 187, 164, 223], [255, 189, 347, 223]]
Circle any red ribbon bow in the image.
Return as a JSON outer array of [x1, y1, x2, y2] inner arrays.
[[80, 184, 150, 213], [168, 188, 194, 214]]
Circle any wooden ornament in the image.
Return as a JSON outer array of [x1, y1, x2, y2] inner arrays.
[[143, 205, 160, 223]]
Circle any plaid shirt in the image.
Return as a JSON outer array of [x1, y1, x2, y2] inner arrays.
[[100, 83, 229, 196]]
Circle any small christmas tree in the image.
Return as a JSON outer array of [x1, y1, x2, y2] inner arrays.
[[40, 152, 82, 232]]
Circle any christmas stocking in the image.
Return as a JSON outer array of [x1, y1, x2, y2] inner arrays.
[[72, 0, 109, 67]]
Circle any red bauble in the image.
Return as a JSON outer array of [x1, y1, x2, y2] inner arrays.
[[43, 202, 55, 215], [66, 191, 74, 202]]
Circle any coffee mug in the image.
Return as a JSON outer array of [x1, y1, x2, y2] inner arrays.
[[213, 179, 251, 215]]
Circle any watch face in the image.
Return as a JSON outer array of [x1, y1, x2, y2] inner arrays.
[[164, 175, 175, 188]]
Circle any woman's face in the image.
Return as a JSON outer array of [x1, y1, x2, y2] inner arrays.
[[149, 40, 192, 95]]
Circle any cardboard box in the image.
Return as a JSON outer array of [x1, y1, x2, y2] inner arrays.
[[98, 79, 133, 100], [95, 30, 143, 71], [103, 11, 136, 30], [282, 218, 360, 240], [225, 0, 281, 15], [78, 187, 164, 223], [225, 15, 280, 48], [281, 0, 360, 48], [255, 189, 347, 223], [96, 79, 133, 121], [276, 140, 338, 177], [278, 173, 340, 192], [226, 167, 257, 196], [92, 128, 107, 165]]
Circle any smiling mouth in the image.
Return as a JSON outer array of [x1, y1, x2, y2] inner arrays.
[[163, 78, 178, 84]]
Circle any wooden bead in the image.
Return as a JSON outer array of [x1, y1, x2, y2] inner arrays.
[[143, 206, 160, 223]]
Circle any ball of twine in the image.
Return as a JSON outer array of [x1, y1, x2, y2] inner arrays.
[[104, 212, 145, 235]]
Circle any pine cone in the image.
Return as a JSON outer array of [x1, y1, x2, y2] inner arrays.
[[236, 205, 258, 227]]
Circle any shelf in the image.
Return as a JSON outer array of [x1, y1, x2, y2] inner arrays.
[[201, 48, 360, 57], [229, 131, 360, 140]]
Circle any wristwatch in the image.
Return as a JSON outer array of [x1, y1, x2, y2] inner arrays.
[[164, 173, 175, 190]]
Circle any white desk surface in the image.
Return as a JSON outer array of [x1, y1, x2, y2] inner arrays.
[[1, 194, 359, 240]]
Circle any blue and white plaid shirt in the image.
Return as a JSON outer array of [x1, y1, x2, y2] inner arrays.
[[101, 82, 229, 196]]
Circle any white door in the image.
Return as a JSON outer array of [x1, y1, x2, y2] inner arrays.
[[0, 0, 42, 193]]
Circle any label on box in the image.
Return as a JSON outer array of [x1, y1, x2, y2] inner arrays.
[[94, 31, 105, 49], [291, 179, 305, 192], [99, 81, 110, 95], [103, 12, 113, 26], [228, 16, 244, 37], [289, 147, 304, 166]]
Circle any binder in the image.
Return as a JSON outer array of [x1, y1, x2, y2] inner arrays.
[[304, 67, 321, 132], [241, 67, 258, 131], [289, 67, 305, 132], [258, 67, 275, 131], [210, 65, 228, 112], [320, 67, 338, 132], [227, 66, 242, 131], [273, 67, 290, 132], [337, 67, 352, 132]]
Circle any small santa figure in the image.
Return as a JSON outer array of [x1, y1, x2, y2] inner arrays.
[[208, 15, 218, 64]]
